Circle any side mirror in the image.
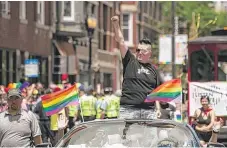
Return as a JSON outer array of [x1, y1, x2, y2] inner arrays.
[[207, 142, 225, 147], [35, 143, 52, 148]]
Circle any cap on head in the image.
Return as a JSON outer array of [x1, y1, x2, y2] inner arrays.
[[86, 85, 94, 95], [53, 87, 61, 93], [61, 74, 68, 81], [79, 85, 85, 92], [7, 88, 22, 99], [104, 87, 113, 94]]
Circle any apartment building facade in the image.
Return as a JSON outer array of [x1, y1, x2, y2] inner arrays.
[[53, 1, 121, 91], [0, 1, 55, 86]]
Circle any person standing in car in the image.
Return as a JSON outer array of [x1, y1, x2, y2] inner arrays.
[[111, 15, 163, 119]]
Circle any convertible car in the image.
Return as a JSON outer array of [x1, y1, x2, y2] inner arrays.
[[37, 119, 225, 147]]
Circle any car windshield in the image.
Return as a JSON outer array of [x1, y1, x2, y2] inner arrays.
[[59, 120, 197, 147]]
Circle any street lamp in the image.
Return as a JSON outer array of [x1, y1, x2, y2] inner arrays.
[[171, 1, 176, 78], [85, 15, 97, 85]]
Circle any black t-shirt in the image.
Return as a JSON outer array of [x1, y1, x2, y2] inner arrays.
[[121, 50, 162, 106]]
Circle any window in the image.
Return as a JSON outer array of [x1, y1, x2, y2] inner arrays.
[[0, 50, 2, 85], [103, 4, 108, 31], [19, 1, 26, 20], [63, 1, 75, 21], [1, 1, 10, 16], [84, 1, 88, 17], [153, 2, 157, 19], [137, 1, 140, 12], [98, 33, 101, 49], [6, 51, 10, 83], [13, 52, 16, 82], [103, 73, 112, 88], [122, 13, 133, 45], [91, 4, 95, 15], [37, 1, 45, 24], [218, 50, 227, 81], [110, 7, 112, 32], [2, 50, 6, 85], [143, 1, 148, 13], [149, 2, 153, 16], [41, 58, 47, 85], [103, 34, 107, 50], [190, 49, 214, 81], [137, 24, 141, 43], [159, 4, 162, 21]]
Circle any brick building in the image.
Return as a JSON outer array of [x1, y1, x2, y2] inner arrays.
[[52, 1, 121, 91], [0, 1, 55, 86]]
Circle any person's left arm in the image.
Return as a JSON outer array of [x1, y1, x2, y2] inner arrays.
[[29, 111, 43, 145], [155, 69, 164, 118], [205, 110, 215, 131]]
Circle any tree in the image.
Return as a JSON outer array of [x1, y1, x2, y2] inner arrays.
[[161, 1, 227, 36]]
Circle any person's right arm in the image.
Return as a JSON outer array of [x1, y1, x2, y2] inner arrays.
[[191, 109, 198, 124], [111, 16, 128, 58], [193, 109, 204, 131]]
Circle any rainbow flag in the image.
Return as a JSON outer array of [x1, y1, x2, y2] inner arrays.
[[41, 84, 79, 116], [145, 79, 182, 102]]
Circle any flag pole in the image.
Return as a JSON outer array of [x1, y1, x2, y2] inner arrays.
[[79, 99, 85, 123], [180, 90, 183, 123], [179, 74, 183, 123], [75, 83, 85, 123]]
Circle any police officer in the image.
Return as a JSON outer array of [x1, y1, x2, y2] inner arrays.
[[78, 86, 97, 122], [101, 88, 120, 119], [68, 104, 78, 129]]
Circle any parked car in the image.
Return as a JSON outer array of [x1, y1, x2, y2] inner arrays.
[[36, 119, 225, 147]]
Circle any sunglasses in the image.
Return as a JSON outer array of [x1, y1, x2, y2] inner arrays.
[[136, 48, 150, 54], [8, 96, 21, 101]]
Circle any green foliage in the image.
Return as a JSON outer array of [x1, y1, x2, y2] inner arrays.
[[161, 1, 227, 36]]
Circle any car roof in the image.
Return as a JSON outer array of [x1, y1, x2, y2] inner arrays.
[[189, 36, 227, 44]]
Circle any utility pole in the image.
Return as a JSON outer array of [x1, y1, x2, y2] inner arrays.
[[172, 1, 176, 78]]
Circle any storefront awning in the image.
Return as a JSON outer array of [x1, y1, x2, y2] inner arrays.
[[53, 40, 79, 75], [53, 40, 75, 56]]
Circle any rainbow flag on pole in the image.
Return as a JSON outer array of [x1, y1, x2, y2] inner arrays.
[[145, 79, 182, 102], [41, 84, 79, 116]]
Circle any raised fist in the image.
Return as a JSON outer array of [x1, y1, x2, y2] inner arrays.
[[111, 15, 124, 43], [111, 16, 119, 23]]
